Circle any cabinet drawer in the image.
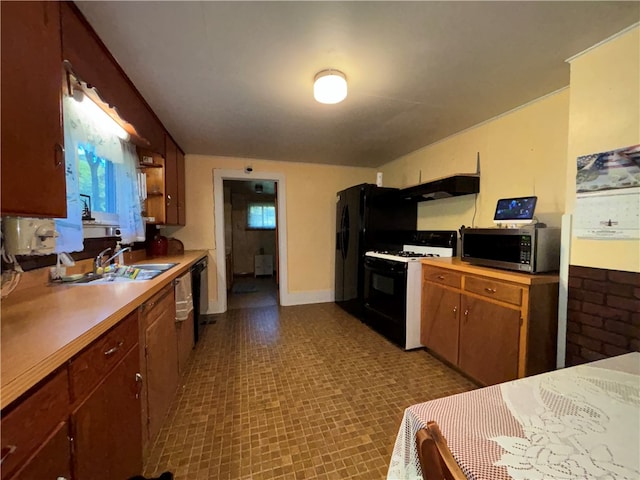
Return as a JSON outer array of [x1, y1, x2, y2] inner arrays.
[[464, 276, 522, 306], [140, 283, 175, 328], [0, 369, 69, 480], [423, 266, 461, 289], [70, 310, 139, 403]]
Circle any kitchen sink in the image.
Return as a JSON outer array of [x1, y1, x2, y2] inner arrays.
[[65, 264, 175, 285], [128, 263, 177, 271]]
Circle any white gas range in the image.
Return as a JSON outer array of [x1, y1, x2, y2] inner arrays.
[[363, 233, 456, 350]]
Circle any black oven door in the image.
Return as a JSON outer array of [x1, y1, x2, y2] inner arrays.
[[363, 256, 407, 345]]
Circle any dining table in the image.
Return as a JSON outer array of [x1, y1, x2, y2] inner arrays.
[[387, 352, 640, 480]]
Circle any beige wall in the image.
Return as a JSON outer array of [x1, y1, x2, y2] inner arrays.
[[379, 89, 570, 230], [565, 27, 640, 272], [163, 155, 374, 305]]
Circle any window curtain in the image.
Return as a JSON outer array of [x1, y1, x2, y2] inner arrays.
[[117, 141, 145, 243], [55, 94, 144, 252]]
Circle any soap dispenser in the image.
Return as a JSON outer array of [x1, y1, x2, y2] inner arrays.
[[114, 241, 124, 265]]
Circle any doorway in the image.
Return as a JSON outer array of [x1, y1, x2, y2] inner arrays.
[[223, 179, 279, 309], [213, 169, 288, 313]]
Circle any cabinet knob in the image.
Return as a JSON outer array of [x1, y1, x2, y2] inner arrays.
[[485, 287, 497, 294], [54, 143, 65, 168], [166, 194, 172, 206], [453, 306, 457, 314], [135, 372, 144, 399], [437, 275, 445, 280]]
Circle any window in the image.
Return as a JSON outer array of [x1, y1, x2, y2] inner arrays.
[[247, 203, 276, 230], [77, 145, 117, 214]]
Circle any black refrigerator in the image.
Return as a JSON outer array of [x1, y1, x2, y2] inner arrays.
[[335, 183, 416, 318]]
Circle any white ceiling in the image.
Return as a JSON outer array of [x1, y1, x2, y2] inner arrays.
[[76, 1, 639, 168]]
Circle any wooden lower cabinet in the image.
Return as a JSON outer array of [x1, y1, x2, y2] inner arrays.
[[458, 295, 520, 385], [141, 284, 179, 445], [421, 260, 559, 385], [9, 422, 71, 480], [0, 369, 70, 480], [72, 347, 142, 480], [421, 285, 460, 366]]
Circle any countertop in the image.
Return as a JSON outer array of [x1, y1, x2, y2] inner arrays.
[[420, 257, 559, 285], [1, 250, 207, 410]]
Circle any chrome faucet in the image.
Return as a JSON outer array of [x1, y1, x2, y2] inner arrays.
[[95, 248, 112, 273], [95, 247, 132, 272]]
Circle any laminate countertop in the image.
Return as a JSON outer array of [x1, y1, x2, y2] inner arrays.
[[420, 257, 559, 286], [0, 250, 207, 410]]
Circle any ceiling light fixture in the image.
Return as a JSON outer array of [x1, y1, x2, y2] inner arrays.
[[313, 69, 347, 104]]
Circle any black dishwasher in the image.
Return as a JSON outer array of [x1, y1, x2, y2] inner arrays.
[[191, 257, 208, 343]]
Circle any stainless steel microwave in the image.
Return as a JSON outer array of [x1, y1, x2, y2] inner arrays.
[[461, 227, 561, 273]]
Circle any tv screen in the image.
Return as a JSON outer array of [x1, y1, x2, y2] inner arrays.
[[494, 196, 537, 223]]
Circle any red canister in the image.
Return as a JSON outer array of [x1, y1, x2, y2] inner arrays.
[[150, 233, 168, 257]]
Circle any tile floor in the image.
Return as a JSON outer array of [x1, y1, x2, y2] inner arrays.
[[227, 277, 278, 310], [144, 302, 477, 479]]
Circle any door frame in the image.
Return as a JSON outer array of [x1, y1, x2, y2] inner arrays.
[[213, 168, 288, 312]]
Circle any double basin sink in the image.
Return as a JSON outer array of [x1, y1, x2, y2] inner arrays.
[[68, 263, 178, 285]]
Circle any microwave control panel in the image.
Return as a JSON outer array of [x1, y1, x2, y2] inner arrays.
[[519, 235, 532, 264]]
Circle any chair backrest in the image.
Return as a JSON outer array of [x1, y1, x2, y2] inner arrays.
[[415, 421, 466, 480]]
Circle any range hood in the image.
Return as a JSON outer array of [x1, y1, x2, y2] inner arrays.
[[399, 174, 480, 202]]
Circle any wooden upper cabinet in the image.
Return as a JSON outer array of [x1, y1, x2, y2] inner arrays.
[[60, 2, 165, 153], [1, 1, 67, 218], [164, 135, 179, 226], [176, 148, 186, 226]]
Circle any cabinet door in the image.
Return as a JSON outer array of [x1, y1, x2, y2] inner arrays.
[[1, 1, 66, 217], [72, 347, 142, 480], [1, 369, 69, 480], [164, 135, 179, 225], [459, 295, 520, 385], [421, 285, 460, 366], [145, 310, 179, 443], [9, 422, 71, 480], [176, 148, 186, 226]]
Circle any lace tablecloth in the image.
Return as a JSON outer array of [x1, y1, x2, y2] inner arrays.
[[388, 352, 640, 480]]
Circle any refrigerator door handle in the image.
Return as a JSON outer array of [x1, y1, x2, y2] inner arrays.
[[342, 205, 350, 259]]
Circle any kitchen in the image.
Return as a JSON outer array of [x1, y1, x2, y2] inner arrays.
[[1, 2, 639, 480]]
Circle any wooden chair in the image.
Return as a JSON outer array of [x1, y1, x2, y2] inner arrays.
[[416, 421, 467, 480]]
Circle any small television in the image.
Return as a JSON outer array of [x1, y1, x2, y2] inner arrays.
[[493, 196, 537, 226]]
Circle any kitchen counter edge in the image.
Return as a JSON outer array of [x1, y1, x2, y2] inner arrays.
[[0, 250, 208, 410], [420, 257, 559, 285]]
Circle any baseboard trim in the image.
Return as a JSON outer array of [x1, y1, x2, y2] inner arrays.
[[207, 290, 335, 312], [280, 289, 334, 306]]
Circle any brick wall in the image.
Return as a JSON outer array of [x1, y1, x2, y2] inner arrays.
[[566, 265, 640, 366]]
